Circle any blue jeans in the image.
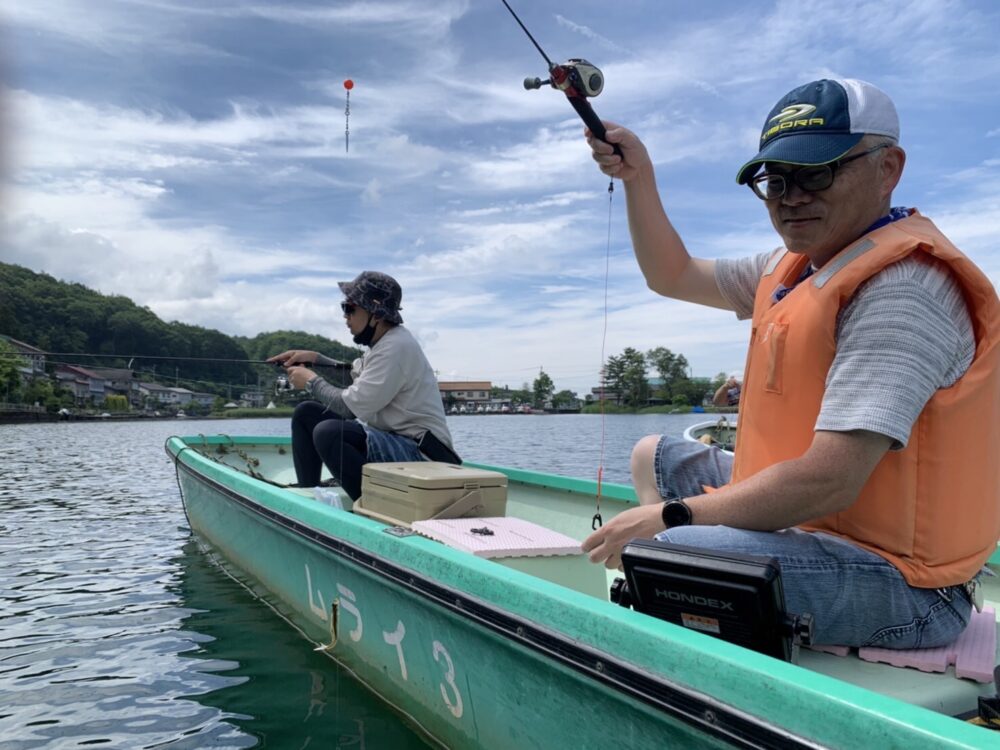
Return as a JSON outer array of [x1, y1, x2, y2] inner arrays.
[[652, 436, 972, 648]]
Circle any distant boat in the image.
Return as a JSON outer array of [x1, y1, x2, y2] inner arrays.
[[683, 416, 737, 455], [165, 433, 997, 749]]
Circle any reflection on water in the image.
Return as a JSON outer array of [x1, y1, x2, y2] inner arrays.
[[0, 414, 705, 747]]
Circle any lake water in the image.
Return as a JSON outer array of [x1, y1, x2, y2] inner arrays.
[[0, 413, 716, 748]]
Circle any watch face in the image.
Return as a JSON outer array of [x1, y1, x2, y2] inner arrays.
[[662, 500, 691, 527]]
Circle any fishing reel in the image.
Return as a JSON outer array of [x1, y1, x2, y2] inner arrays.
[[275, 374, 294, 394], [524, 59, 604, 98], [502, 0, 622, 157]]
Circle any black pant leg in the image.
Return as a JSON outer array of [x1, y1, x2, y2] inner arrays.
[[291, 400, 342, 485], [313, 419, 368, 500]]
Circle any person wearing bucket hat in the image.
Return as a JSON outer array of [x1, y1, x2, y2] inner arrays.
[[581, 79, 1000, 649], [268, 271, 459, 500]]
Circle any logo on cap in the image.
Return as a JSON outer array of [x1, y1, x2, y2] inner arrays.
[[761, 103, 826, 144], [769, 104, 818, 123]]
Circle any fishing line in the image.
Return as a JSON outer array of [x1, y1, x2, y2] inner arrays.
[[593, 180, 614, 530], [499, 0, 620, 527]]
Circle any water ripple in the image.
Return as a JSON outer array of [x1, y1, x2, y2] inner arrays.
[[0, 419, 432, 749]]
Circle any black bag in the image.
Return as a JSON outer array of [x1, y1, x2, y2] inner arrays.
[[417, 431, 462, 464]]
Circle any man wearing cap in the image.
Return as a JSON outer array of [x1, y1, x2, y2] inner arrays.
[[581, 79, 1000, 648], [268, 271, 458, 500]]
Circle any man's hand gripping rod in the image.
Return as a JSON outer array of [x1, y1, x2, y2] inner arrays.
[[501, 0, 622, 157]]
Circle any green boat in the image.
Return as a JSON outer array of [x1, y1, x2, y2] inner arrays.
[[166, 434, 1000, 749]]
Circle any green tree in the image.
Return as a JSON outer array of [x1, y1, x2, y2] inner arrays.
[[104, 394, 129, 412], [646, 346, 690, 400], [551, 389, 576, 409], [0, 339, 25, 402], [603, 355, 625, 404], [22, 378, 55, 411], [673, 377, 713, 407], [604, 348, 648, 407], [532, 370, 554, 408], [509, 383, 532, 406]]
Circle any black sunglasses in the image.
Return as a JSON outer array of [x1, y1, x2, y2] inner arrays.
[[749, 144, 890, 201], [340, 301, 358, 315]]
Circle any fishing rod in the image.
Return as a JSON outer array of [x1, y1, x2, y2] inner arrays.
[[0, 351, 351, 368], [0, 354, 351, 398], [0, 351, 351, 397], [500, 0, 621, 157]]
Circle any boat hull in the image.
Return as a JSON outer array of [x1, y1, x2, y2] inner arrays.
[[169, 435, 993, 749]]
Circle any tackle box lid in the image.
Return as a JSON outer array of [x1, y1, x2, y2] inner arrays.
[[410, 517, 582, 558], [362, 461, 508, 492]]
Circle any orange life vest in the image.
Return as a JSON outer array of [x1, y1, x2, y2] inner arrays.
[[732, 212, 1000, 587]]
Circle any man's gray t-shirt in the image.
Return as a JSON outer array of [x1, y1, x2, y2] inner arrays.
[[716, 251, 975, 449]]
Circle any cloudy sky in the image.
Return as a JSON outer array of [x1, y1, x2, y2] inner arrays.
[[2, 0, 999, 394]]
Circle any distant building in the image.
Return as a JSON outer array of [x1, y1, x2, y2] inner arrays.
[[55, 364, 106, 406], [240, 389, 266, 408], [87, 367, 141, 406], [191, 392, 215, 407], [438, 381, 492, 411], [139, 382, 196, 407], [589, 385, 620, 405], [0, 334, 47, 382]]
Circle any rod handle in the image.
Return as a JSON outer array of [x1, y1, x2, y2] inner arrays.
[[568, 97, 623, 158]]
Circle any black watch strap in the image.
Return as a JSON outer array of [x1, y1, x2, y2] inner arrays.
[[661, 499, 692, 528]]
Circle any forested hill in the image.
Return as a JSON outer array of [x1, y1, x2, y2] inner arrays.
[[0, 263, 360, 394]]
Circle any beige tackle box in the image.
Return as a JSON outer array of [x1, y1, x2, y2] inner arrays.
[[354, 462, 508, 527]]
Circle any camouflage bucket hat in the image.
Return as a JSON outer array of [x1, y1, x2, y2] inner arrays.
[[338, 271, 403, 324]]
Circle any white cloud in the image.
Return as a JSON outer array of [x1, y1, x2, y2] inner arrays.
[[361, 178, 382, 205]]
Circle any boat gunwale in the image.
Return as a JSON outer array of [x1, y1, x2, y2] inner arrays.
[[167, 434, 993, 750]]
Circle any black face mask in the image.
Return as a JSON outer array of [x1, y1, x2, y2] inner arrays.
[[352, 313, 378, 347]]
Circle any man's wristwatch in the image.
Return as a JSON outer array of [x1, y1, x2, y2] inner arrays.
[[661, 498, 693, 528]]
